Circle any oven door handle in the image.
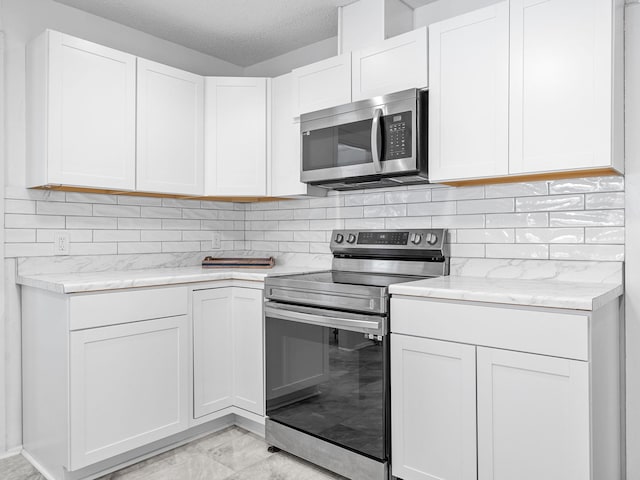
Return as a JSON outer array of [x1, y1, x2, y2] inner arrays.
[[264, 304, 383, 335]]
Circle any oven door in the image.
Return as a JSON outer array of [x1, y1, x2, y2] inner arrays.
[[264, 302, 389, 462], [300, 93, 419, 184]]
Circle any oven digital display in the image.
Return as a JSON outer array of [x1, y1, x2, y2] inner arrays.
[[357, 231, 409, 245]]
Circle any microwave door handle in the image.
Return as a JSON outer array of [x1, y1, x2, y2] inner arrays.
[[371, 108, 383, 173]]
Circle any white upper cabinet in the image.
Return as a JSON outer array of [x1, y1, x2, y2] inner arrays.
[[27, 30, 136, 190], [429, 3, 509, 183], [205, 77, 268, 196], [270, 73, 306, 196], [352, 27, 428, 101], [292, 53, 352, 117], [509, 0, 623, 175], [136, 59, 204, 195]]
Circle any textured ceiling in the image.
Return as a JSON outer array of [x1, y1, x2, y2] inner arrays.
[[53, 0, 437, 67]]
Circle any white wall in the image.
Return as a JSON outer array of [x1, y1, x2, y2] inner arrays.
[[243, 36, 338, 78], [626, 2, 640, 478], [413, 0, 500, 27]]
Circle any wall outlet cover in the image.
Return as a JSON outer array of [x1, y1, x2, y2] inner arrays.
[[212, 232, 222, 250], [53, 231, 70, 255]]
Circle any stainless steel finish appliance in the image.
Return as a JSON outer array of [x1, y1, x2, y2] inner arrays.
[[300, 89, 428, 190], [264, 229, 449, 480]]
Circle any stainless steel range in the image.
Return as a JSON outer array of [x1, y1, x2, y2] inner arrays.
[[264, 229, 449, 480]]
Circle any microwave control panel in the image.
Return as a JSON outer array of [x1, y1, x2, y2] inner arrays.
[[384, 111, 412, 160]]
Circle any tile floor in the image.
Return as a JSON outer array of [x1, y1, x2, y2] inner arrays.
[[0, 427, 345, 479]]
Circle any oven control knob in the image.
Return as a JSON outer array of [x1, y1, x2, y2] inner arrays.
[[347, 234, 357, 244], [426, 233, 438, 245], [411, 234, 422, 244], [335, 233, 344, 243]]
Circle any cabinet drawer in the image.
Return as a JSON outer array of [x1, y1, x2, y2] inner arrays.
[[392, 297, 589, 360], [70, 287, 188, 330]]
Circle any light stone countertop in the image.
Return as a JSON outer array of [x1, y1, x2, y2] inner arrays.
[[389, 275, 623, 311], [17, 265, 326, 294]]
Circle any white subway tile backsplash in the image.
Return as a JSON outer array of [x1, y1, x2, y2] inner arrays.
[[345, 218, 386, 229], [6, 214, 65, 229], [5, 229, 36, 243], [93, 204, 141, 218], [407, 201, 455, 216], [485, 182, 548, 198], [432, 185, 484, 201], [5, 176, 626, 262], [118, 242, 162, 254], [364, 204, 406, 218], [93, 230, 141, 242], [585, 227, 625, 244], [118, 218, 162, 230], [457, 198, 514, 215], [457, 229, 514, 244], [64, 216, 116, 229], [550, 244, 624, 261], [5, 199, 36, 214], [66, 192, 118, 204], [162, 219, 201, 230], [432, 215, 484, 228], [548, 176, 624, 194], [515, 195, 584, 212], [550, 210, 624, 227], [486, 213, 549, 228], [37, 201, 93, 216], [515, 228, 584, 244], [69, 243, 118, 255], [486, 244, 549, 259], [585, 192, 625, 210]]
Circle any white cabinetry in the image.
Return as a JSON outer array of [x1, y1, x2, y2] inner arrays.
[[391, 335, 477, 480], [428, 0, 623, 183], [270, 73, 306, 196], [27, 30, 136, 190], [391, 296, 621, 480], [476, 347, 590, 480], [509, 0, 623, 175], [428, 3, 509, 183], [69, 316, 189, 470], [204, 77, 268, 196], [292, 54, 352, 117], [192, 286, 264, 419], [352, 27, 428, 101], [136, 59, 204, 195]]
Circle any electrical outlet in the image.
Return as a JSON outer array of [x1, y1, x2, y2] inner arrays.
[[53, 231, 70, 255], [212, 232, 222, 250]]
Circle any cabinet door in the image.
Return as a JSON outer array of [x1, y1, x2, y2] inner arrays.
[[292, 53, 351, 117], [69, 316, 189, 470], [193, 288, 234, 418], [428, 2, 509, 182], [270, 73, 306, 196], [37, 31, 136, 189], [477, 347, 590, 480], [136, 59, 204, 195], [391, 334, 477, 480], [509, 0, 616, 174], [352, 27, 428, 101], [205, 77, 268, 196], [232, 288, 264, 415]]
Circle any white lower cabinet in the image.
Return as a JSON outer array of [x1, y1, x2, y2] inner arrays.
[[476, 347, 590, 480], [192, 286, 264, 419], [69, 316, 190, 470], [391, 335, 477, 480], [391, 296, 621, 480]]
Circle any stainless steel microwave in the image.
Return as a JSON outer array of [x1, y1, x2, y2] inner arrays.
[[300, 88, 428, 190]]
